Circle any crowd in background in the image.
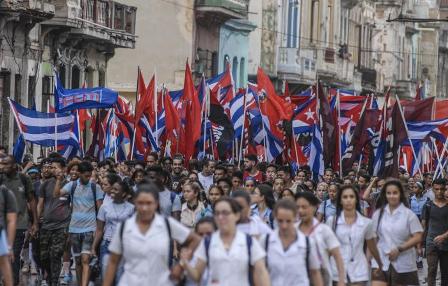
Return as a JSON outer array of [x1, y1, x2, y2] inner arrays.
[[0, 146, 447, 286]]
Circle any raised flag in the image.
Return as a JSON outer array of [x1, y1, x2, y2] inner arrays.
[[13, 134, 26, 164], [54, 75, 118, 112], [9, 99, 78, 147], [316, 82, 336, 167]]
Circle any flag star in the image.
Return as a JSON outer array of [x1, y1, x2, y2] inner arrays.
[[305, 109, 315, 120]]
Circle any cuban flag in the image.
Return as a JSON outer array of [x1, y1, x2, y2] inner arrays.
[[310, 124, 324, 181], [292, 96, 317, 135], [13, 134, 26, 163], [9, 98, 78, 147], [230, 90, 246, 139]]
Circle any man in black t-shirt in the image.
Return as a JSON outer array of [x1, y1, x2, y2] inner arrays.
[[37, 158, 71, 286], [422, 179, 448, 286], [0, 182, 17, 286]]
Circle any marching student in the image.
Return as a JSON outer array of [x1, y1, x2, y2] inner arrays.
[[371, 179, 423, 286], [295, 192, 345, 286], [327, 185, 383, 285], [262, 199, 323, 286], [103, 183, 200, 286], [181, 197, 270, 286]]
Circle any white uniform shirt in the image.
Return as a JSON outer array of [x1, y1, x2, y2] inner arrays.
[[237, 215, 273, 237], [260, 230, 320, 286], [194, 230, 266, 286], [299, 218, 340, 286], [372, 203, 423, 273], [108, 214, 191, 286], [326, 212, 375, 283]]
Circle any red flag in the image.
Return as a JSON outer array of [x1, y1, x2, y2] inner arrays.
[[134, 71, 149, 125], [401, 97, 434, 121], [179, 62, 201, 160], [163, 89, 180, 133], [436, 99, 448, 119], [77, 109, 91, 132]]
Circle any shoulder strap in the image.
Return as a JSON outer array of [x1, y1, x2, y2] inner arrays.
[[120, 219, 127, 251], [164, 217, 173, 269], [70, 182, 77, 212], [305, 236, 310, 282], [268, 212, 274, 229], [264, 234, 270, 268], [1, 187, 7, 229], [204, 235, 211, 269], [91, 183, 98, 216], [246, 234, 253, 286], [323, 199, 327, 222], [170, 192, 176, 205]]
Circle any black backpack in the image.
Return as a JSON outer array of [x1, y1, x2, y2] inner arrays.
[[70, 181, 98, 216]]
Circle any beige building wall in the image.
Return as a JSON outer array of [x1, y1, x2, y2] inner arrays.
[[107, 0, 195, 100]]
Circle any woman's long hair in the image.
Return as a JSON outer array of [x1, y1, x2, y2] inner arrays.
[[333, 184, 362, 231]]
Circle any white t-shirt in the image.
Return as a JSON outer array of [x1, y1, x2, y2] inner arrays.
[[260, 230, 320, 286], [198, 173, 214, 193], [372, 203, 423, 273], [194, 231, 266, 286], [109, 214, 191, 286], [159, 189, 182, 217], [326, 212, 376, 283], [299, 218, 340, 286], [97, 201, 134, 241], [237, 215, 273, 238]]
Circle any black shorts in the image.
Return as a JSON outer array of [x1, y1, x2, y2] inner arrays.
[[371, 266, 419, 285]]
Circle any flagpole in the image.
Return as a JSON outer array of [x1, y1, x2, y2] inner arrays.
[[395, 94, 423, 178], [130, 66, 140, 160], [154, 68, 158, 149], [239, 89, 248, 168], [337, 89, 342, 178], [431, 138, 443, 177], [202, 77, 208, 158], [434, 137, 448, 178]]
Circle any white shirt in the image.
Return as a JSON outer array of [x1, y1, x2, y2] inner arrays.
[[326, 212, 375, 283], [372, 203, 423, 273], [108, 214, 191, 286], [260, 230, 320, 286], [194, 230, 266, 286], [198, 173, 214, 193], [237, 215, 273, 237], [299, 218, 340, 286]]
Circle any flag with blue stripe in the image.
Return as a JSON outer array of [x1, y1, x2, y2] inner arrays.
[[230, 91, 245, 139], [9, 99, 78, 147], [13, 134, 26, 163], [310, 124, 324, 181]]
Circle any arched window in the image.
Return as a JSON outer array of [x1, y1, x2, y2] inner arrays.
[[239, 57, 245, 88], [71, 66, 80, 89], [232, 57, 238, 88]]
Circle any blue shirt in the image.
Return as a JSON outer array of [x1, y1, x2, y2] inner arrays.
[[410, 195, 428, 218], [61, 180, 104, 233], [318, 199, 336, 222]]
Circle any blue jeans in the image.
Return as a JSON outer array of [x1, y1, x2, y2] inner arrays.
[[100, 240, 123, 284]]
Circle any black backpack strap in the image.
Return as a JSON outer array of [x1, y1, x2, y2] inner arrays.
[[91, 183, 98, 216], [204, 235, 211, 269], [305, 236, 310, 282], [164, 217, 173, 269], [246, 234, 253, 286], [1, 187, 7, 231], [323, 199, 327, 222], [264, 234, 270, 268], [119, 219, 127, 252]]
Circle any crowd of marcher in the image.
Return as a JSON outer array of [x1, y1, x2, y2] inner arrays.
[[0, 146, 447, 286]]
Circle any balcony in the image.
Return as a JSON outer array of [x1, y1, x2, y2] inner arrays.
[[395, 79, 417, 99], [196, 0, 249, 24], [42, 0, 136, 48], [0, 0, 55, 21], [341, 0, 359, 9], [360, 67, 377, 90], [277, 47, 301, 76]]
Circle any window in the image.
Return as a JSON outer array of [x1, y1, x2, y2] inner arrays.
[[42, 76, 54, 112], [239, 58, 245, 88], [287, 0, 299, 48], [232, 57, 239, 88], [71, 66, 81, 89], [59, 65, 66, 88], [0, 73, 11, 147], [99, 70, 106, 87], [28, 76, 36, 108]]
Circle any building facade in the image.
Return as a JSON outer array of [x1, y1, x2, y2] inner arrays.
[[0, 0, 136, 151]]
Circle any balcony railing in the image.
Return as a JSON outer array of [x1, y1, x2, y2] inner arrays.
[[1, 0, 55, 18], [341, 0, 359, 9], [81, 0, 136, 34], [277, 47, 301, 75]]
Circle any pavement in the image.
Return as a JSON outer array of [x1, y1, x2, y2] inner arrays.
[[18, 260, 441, 286]]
